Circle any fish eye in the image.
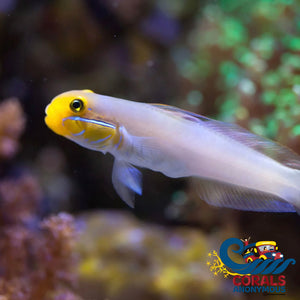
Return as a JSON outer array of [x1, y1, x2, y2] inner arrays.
[[70, 99, 84, 112]]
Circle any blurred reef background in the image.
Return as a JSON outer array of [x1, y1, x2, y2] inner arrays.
[[0, 0, 299, 299]]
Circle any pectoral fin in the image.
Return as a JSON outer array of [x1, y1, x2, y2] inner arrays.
[[112, 159, 142, 207]]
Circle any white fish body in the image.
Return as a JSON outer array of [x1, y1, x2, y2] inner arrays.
[[45, 91, 300, 213]]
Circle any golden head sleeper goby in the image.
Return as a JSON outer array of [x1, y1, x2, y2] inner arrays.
[[45, 90, 300, 214]]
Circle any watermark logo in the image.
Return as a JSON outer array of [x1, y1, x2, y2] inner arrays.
[[207, 237, 296, 294]]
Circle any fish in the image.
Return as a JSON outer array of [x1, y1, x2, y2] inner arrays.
[[45, 90, 300, 214]]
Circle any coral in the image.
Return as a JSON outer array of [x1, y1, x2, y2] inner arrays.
[[174, 0, 300, 153], [0, 99, 81, 300], [76, 211, 221, 300], [0, 175, 41, 225], [0, 98, 25, 160], [0, 212, 80, 300], [39, 213, 78, 289]]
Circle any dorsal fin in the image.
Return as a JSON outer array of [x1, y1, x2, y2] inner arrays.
[[151, 104, 300, 170]]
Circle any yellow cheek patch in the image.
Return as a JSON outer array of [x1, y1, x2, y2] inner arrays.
[[63, 116, 116, 147], [63, 118, 86, 136]]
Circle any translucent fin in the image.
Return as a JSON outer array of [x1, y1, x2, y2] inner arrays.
[[129, 136, 163, 164], [112, 159, 142, 207], [151, 104, 300, 170], [193, 178, 296, 212], [295, 206, 300, 215], [151, 103, 212, 122]]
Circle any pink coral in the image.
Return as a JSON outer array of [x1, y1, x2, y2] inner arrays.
[[0, 175, 41, 225], [0, 98, 26, 159], [0, 213, 79, 300]]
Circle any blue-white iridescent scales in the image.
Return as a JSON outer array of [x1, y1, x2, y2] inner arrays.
[[45, 90, 300, 214]]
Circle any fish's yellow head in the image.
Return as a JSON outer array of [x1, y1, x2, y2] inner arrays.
[[45, 90, 119, 150]]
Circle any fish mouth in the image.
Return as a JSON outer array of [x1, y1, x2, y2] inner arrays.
[[44, 104, 50, 126], [44, 114, 51, 130], [44, 103, 67, 136], [45, 103, 52, 116], [45, 104, 49, 115]]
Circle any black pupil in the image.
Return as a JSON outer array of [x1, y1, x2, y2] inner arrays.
[[73, 100, 81, 109]]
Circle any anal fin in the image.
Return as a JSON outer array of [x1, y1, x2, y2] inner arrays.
[[193, 178, 296, 212]]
